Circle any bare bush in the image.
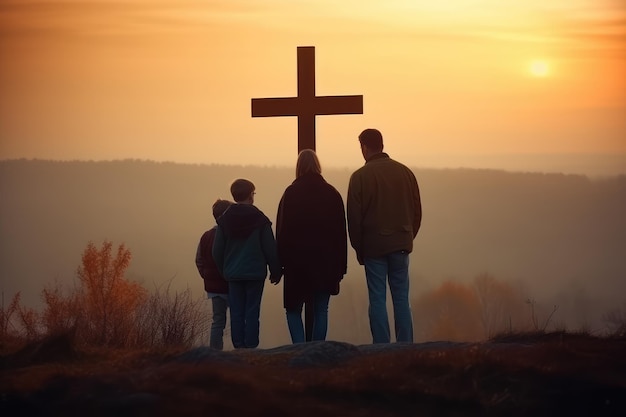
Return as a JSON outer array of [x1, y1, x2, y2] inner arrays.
[[526, 298, 559, 332], [134, 280, 209, 348], [473, 273, 526, 338], [602, 305, 626, 336], [0, 292, 23, 349], [16, 303, 40, 340], [41, 280, 81, 335]]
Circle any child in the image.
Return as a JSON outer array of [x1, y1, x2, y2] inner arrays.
[[195, 199, 233, 350], [212, 179, 282, 348]]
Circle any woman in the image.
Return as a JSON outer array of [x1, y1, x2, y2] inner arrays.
[[276, 149, 347, 343]]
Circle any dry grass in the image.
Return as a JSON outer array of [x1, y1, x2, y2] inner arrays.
[[1, 331, 625, 417]]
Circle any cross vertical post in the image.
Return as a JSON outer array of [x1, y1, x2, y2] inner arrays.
[[298, 46, 316, 152]]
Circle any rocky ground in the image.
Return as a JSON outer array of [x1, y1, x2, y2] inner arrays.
[[1, 332, 625, 416]]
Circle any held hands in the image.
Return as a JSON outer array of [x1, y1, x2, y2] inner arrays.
[[270, 268, 284, 285]]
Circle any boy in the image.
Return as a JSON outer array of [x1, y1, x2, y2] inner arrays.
[[195, 199, 233, 350], [212, 179, 282, 348]]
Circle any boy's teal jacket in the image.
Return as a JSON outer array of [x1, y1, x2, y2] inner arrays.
[[212, 204, 281, 281]]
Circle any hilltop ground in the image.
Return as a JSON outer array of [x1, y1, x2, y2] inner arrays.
[[1, 332, 625, 417]]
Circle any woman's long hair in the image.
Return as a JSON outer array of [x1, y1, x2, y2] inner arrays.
[[295, 149, 322, 178]]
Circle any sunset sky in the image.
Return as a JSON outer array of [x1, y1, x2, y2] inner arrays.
[[1, 0, 624, 174]]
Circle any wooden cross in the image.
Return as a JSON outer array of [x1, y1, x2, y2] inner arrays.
[[251, 46, 363, 152]]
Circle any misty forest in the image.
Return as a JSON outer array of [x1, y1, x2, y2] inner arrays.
[[1, 159, 625, 350]]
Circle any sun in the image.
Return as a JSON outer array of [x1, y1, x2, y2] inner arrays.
[[529, 60, 550, 77]]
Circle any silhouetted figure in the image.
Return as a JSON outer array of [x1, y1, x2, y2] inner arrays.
[[276, 150, 347, 343], [195, 199, 233, 350], [213, 179, 282, 348], [347, 129, 422, 343]]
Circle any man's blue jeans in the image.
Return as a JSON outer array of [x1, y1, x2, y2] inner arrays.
[[286, 292, 331, 343], [364, 251, 414, 343], [228, 280, 265, 348], [209, 294, 228, 350]]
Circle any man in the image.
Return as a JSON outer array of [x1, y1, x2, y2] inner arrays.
[[212, 179, 282, 348], [347, 128, 422, 343]]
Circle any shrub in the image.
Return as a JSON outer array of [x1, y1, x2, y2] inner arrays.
[[602, 305, 626, 336], [134, 280, 209, 349]]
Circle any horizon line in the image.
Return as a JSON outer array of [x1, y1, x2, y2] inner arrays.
[[2, 155, 625, 178]]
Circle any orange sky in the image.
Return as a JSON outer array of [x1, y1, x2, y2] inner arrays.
[[0, 0, 624, 174]]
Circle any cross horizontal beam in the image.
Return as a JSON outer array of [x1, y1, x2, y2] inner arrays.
[[252, 95, 363, 117]]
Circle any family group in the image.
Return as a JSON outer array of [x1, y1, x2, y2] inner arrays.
[[195, 128, 422, 349]]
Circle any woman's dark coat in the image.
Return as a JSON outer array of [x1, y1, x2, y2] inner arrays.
[[276, 173, 347, 310]]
